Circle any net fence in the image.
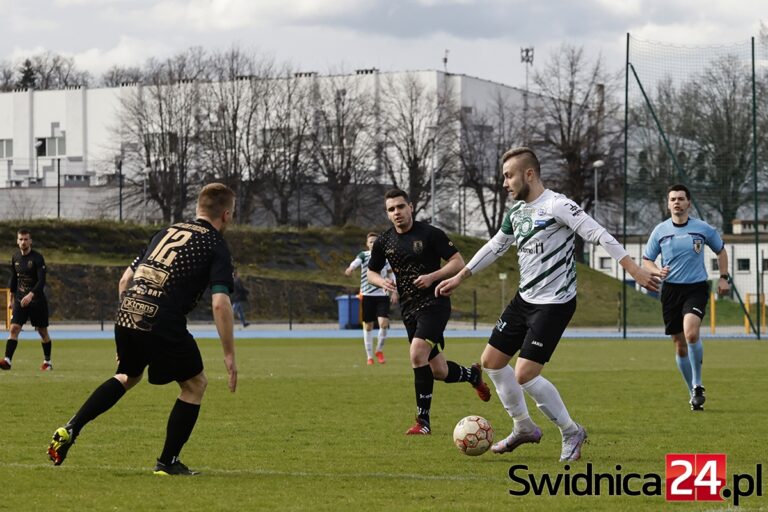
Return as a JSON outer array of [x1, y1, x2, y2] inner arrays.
[[623, 34, 767, 337]]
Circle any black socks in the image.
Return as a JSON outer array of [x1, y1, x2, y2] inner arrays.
[[67, 377, 127, 436], [4, 339, 18, 361], [413, 365, 434, 427], [159, 399, 201, 465]]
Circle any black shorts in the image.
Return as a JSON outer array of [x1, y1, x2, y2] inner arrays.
[[362, 295, 390, 323], [488, 293, 576, 365], [661, 281, 709, 335], [403, 304, 451, 361], [11, 299, 49, 328], [114, 325, 204, 385]]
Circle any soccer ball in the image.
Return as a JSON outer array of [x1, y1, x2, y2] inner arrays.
[[453, 415, 494, 456]]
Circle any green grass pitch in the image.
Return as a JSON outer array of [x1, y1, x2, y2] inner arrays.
[[1, 336, 767, 511]]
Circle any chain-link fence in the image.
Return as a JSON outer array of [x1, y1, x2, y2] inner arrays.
[[623, 34, 767, 338]]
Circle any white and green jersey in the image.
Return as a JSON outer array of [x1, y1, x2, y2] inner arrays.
[[465, 189, 628, 304], [349, 250, 392, 296]]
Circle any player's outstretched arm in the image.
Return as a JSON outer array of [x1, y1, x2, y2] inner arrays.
[[435, 266, 472, 297], [619, 256, 662, 293], [212, 292, 237, 393], [641, 257, 669, 280]]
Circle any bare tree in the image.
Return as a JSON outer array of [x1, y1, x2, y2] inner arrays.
[[199, 47, 274, 222], [253, 71, 314, 225], [0, 61, 14, 91], [28, 51, 90, 89], [532, 44, 623, 260], [116, 48, 208, 222], [675, 55, 763, 233], [379, 72, 455, 217], [101, 65, 143, 87], [457, 93, 524, 237], [307, 74, 376, 226]]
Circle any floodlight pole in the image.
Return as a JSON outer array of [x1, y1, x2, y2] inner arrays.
[[521, 47, 534, 144]]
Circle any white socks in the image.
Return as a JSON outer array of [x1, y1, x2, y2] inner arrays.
[[485, 365, 536, 432], [521, 375, 578, 435], [363, 330, 374, 358], [376, 327, 387, 352]]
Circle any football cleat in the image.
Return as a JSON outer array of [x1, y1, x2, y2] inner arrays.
[[48, 426, 76, 465], [405, 417, 431, 435], [41, 361, 53, 371], [375, 351, 386, 364], [559, 424, 588, 462], [366, 358, 374, 366], [491, 427, 542, 454], [153, 459, 200, 476], [0, 359, 10, 371], [690, 386, 706, 411], [470, 364, 492, 402]]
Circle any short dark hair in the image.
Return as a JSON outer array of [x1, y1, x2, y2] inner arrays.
[[384, 188, 409, 202], [17, 228, 30, 237], [501, 146, 540, 176], [667, 183, 690, 200]]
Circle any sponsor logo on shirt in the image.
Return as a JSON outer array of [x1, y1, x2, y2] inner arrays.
[[134, 264, 169, 288], [120, 297, 158, 317], [519, 242, 544, 255]]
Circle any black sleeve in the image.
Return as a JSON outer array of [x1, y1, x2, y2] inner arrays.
[[31, 253, 46, 295], [131, 230, 160, 271], [9, 256, 16, 293], [368, 238, 385, 272], [432, 227, 459, 261], [209, 239, 235, 294]]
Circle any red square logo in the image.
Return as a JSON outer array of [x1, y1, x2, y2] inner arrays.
[[666, 453, 726, 502]]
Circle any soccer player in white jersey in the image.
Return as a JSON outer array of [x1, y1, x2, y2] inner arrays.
[[345, 232, 398, 365], [642, 184, 730, 411], [436, 147, 661, 462]]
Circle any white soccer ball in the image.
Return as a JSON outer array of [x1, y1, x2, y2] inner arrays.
[[453, 415, 494, 456]]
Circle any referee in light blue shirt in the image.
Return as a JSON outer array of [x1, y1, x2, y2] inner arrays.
[[642, 184, 730, 411]]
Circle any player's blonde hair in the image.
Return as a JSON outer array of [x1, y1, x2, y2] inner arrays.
[[501, 147, 541, 176], [197, 183, 236, 219]]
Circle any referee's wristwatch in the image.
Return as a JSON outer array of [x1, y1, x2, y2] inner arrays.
[[719, 274, 730, 282]]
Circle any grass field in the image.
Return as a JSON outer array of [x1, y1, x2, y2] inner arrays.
[[2, 336, 767, 511]]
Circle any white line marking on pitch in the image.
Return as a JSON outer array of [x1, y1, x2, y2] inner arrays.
[[0, 461, 498, 482]]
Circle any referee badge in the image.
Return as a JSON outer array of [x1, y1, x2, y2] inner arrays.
[[413, 240, 423, 254], [693, 239, 702, 253]]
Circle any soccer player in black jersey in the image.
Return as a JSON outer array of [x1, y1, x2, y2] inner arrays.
[[367, 189, 491, 435], [48, 183, 238, 476], [1, 229, 53, 371]]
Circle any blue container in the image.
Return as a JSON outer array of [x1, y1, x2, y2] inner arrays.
[[335, 295, 361, 329]]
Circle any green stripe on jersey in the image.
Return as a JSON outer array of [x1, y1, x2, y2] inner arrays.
[[541, 233, 574, 263], [519, 255, 568, 293], [500, 202, 524, 235]]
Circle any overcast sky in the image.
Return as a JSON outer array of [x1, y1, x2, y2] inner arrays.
[[2, 0, 765, 88]]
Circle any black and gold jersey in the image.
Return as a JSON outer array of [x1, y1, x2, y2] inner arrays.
[[9, 249, 46, 303], [116, 218, 234, 336], [369, 221, 458, 320]]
